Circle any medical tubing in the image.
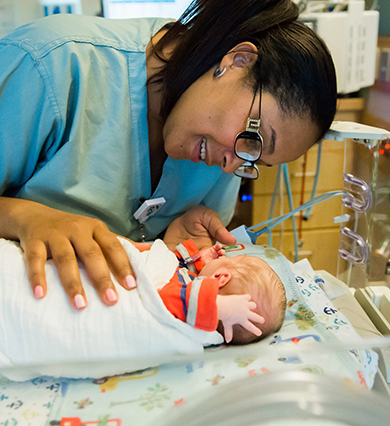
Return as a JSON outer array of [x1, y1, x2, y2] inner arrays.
[[248, 190, 350, 237], [282, 164, 299, 262], [303, 140, 322, 220], [267, 165, 282, 246], [298, 152, 307, 239]]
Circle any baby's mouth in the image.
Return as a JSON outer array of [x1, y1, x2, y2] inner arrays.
[[200, 138, 206, 161]]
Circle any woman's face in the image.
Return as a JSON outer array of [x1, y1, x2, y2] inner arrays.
[[162, 66, 320, 173]]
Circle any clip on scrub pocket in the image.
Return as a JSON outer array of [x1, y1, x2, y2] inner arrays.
[[134, 197, 166, 242], [134, 197, 166, 224]]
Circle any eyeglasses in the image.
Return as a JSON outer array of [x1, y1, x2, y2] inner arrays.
[[234, 85, 263, 180]]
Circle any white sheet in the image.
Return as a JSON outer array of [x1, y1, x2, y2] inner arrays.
[[0, 238, 223, 381]]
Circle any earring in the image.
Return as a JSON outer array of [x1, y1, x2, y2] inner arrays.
[[214, 66, 226, 78]]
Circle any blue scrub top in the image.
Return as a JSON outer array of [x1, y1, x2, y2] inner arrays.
[[0, 14, 240, 241]]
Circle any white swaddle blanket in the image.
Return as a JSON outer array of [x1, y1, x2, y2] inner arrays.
[[0, 238, 223, 381]]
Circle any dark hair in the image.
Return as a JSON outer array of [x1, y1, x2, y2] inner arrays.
[[151, 0, 337, 141]]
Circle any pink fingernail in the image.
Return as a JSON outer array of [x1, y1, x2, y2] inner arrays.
[[106, 288, 118, 303], [126, 275, 137, 289], [74, 294, 86, 309], [34, 285, 44, 299]]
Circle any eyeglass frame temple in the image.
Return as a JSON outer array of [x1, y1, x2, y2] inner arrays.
[[246, 82, 262, 133], [233, 83, 263, 179]]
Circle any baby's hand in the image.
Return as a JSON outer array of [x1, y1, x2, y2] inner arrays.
[[216, 294, 265, 343], [199, 244, 225, 265]]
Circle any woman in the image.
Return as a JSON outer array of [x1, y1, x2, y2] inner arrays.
[[0, 0, 336, 310]]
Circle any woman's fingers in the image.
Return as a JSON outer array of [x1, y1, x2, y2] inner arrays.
[[211, 225, 236, 247], [20, 208, 138, 310], [69, 225, 138, 306], [93, 227, 137, 291], [164, 206, 235, 251], [23, 239, 49, 300], [198, 207, 236, 247], [50, 237, 90, 310], [23, 236, 89, 310]]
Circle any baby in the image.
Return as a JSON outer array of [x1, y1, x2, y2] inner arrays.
[[0, 237, 286, 380], [161, 239, 287, 345]]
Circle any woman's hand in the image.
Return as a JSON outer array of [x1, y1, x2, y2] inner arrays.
[[164, 206, 236, 251], [4, 199, 137, 310]]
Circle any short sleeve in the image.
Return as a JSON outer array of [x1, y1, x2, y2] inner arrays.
[[0, 43, 58, 196]]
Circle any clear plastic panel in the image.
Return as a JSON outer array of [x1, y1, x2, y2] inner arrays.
[[159, 344, 390, 426], [337, 136, 390, 288]]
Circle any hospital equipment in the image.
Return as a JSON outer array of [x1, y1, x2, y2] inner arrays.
[[246, 120, 390, 317], [0, 0, 82, 38], [102, 0, 191, 20], [40, 0, 82, 16], [299, 1, 380, 94]]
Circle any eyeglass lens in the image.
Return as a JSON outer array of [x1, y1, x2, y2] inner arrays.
[[235, 135, 262, 162], [235, 162, 259, 179]]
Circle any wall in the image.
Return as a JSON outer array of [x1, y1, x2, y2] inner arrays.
[[363, 35, 390, 130], [377, 0, 390, 36], [0, 0, 103, 39], [80, 0, 102, 16]]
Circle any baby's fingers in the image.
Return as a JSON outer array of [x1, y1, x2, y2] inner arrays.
[[241, 294, 257, 310], [213, 244, 225, 256], [217, 247, 225, 257], [242, 320, 262, 337], [223, 324, 233, 343], [249, 311, 265, 324]]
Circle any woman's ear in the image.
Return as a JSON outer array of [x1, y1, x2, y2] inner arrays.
[[212, 268, 232, 288], [219, 41, 258, 71]]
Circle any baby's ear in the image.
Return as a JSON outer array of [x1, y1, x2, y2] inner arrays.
[[212, 268, 232, 288]]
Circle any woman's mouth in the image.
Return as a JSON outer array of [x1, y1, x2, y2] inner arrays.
[[192, 137, 207, 163], [200, 138, 206, 161]]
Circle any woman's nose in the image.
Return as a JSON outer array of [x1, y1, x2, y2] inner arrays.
[[221, 151, 243, 174]]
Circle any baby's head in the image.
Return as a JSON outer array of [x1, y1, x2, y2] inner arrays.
[[200, 255, 286, 345]]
